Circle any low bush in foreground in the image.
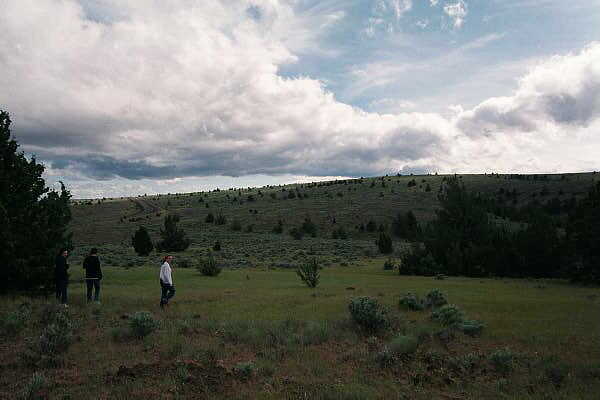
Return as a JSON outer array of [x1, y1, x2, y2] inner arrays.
[[349, 297, 389, 333], [129, 311, 159, 338]]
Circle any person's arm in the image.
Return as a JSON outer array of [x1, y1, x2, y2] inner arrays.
[[166, 265, 173, 285]]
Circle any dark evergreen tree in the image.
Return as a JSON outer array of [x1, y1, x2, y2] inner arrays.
[[567, 182, 600, 283], [376, 231, 393, 254], [0, 110, 72, 292], [131, 226, 154, 256], [156, 214, 191, 252]]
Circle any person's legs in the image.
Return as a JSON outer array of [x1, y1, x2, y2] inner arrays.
[[59, 280, 68, 304], [93, 280, 101, 302], [166, 285, 176, 303], [86, 280, 93, 302], [55, 279, 61, 300], [160, 281, 168, 308]]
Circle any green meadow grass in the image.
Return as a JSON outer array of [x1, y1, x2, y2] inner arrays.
[[2, 261, 600, 399]]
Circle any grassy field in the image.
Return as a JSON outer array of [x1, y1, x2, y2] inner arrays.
[[3, 173, 600, 399], [2, 261, 600, 399]]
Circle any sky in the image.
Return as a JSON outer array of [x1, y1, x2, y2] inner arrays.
[[1, 0, 599, 198]]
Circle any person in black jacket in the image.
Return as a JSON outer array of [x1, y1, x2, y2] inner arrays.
[[83, 248, 102, 303], [54, 248, 69, 305]]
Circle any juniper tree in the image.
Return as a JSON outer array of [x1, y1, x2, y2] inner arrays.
[[156, 214, 191, 252], [131, 226, 154, 256], [0, 110, 72, 292]]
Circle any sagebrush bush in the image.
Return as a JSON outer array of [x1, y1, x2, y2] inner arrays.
[[424, 289, 447, 309], [23, 307, 73, 367], [129, 311, 159, 338], [388, 335, 418, 357], [383, 258, 395, 270], [296, 258, 320, 288], [233, 361, 255, 381], [348, 297, 389, 332], [399, 293, 424, 311], [431, 304, 465, 326], [20, 372, 45, 400], [197, 252, 221, 276], [1, 303, 31, 336], [110, 326, 130, 343], [458, 319, 484, 337], [489, 348, 516, 374]]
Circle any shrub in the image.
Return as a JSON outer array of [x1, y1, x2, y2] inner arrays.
[[197, 252, 221, 277], [1, 303, 31, 336], [21, 372, 45, 400], [424, 289, 447, 309], [233, 361, 255, 381], [383, 258, 395, 270], [296, 258, 320, 288], [376, 231, 393, 254], [215, 213, 227, 225], [205, 213, 214, 223], [489, 348, 516, 374], [399, 293, 424, 311], [388, 335, 418, 357], [23, 307, 73, 366], [458, 320, 485, 337], [289, 227, 304, 240], [375, 347, 395, 368], [131, 226, 154, 256], [213, 241, 221, 251], [129, 311, 159, 339], [348, 297, 389, 332], [110, 326, 130, 343], [431, 305, 465, 326]]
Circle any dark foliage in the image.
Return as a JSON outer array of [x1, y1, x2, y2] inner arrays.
[[391, 211, 420, 240], [566, 182, 600, 283], [131, 226, 154, 256], [156, 214, 191, 252], [376, 231, 393, 254], [0, 110, 72, 292]]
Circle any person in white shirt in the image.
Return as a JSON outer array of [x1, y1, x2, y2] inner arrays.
[[159, 255, 175, 309]]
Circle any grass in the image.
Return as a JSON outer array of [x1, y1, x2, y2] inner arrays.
[[2, 261, 600, 399]]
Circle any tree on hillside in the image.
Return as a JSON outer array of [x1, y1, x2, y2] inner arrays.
[[567, 181, 600, 283], [156, 214, 191, 252], [131, 226, 154, 256], [0, 110, 72, 292], [425, 176, 490, 276]]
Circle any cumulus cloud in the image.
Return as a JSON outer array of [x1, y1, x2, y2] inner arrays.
[[0, 0, 599, 197], [444, 0, 468, 29]]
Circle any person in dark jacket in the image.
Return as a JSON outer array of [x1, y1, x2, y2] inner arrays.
[[83, 248, 102, 303], [54, 248, 69, 305]]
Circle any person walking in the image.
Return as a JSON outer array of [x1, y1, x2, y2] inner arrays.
[[54, 248, 69, 305], [160, 255, 175, 309], [83, 248, 102, 303]]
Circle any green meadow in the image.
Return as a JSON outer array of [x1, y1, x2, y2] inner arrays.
[[2, 261, 600, 399]]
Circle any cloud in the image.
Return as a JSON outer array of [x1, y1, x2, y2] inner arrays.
[[430, 0, 439, 6], [0, 0, 599, 198], [444, 0, 468, 29], [456, 43, 600, 135]]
